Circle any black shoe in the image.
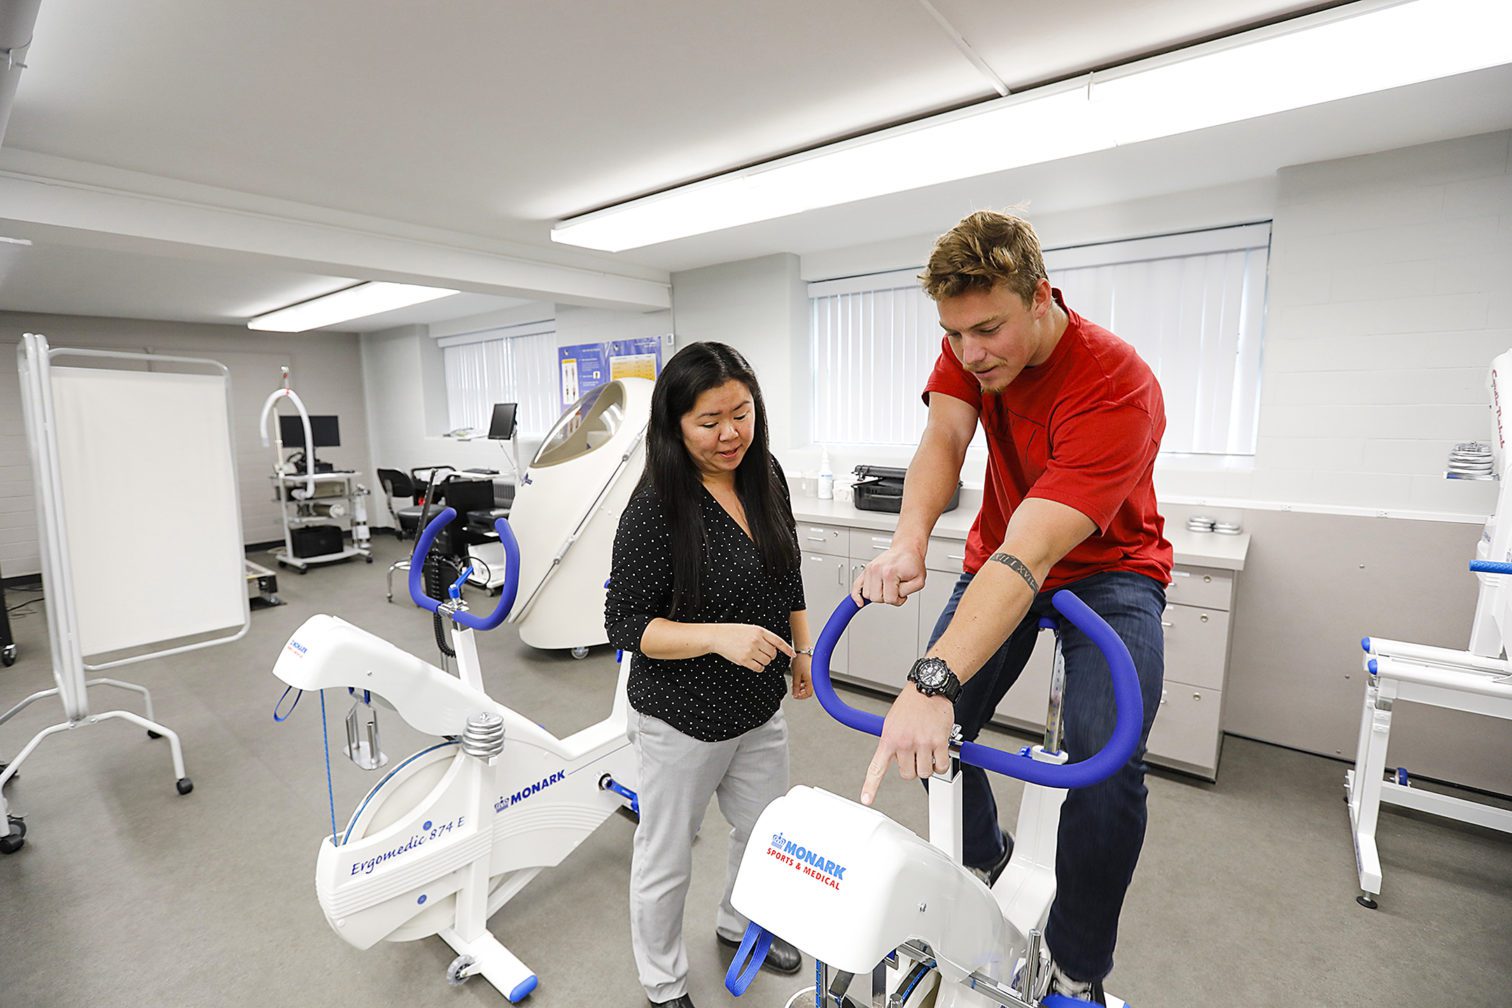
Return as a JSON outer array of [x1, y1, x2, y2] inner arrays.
[[968, 831, 1014, 887], [716, 931, 803, 975], [650, 995, 695, 1008]]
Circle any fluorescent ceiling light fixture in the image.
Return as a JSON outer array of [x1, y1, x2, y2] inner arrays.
[[247, 281, 458, 332], [552, 0, 1512, 252]]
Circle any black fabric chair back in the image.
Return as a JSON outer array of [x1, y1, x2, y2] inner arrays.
[[376, 467, 416, 501]]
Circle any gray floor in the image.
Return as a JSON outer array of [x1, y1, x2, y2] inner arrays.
[[1, 535, 1509, 1007]]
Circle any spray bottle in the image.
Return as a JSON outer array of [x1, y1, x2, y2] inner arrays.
[[817, 449, 834, 500]]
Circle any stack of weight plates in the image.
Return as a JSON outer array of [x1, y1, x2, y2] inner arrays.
[[1213, 521, 1242, 536], [1447, 442, 1494, 478], [1187, 515, 1216, 533]]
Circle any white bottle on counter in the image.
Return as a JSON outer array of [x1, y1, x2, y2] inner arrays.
[[817, 450, 834, 500]]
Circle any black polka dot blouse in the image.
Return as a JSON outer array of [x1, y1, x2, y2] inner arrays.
[[605, 464, 805, 742]]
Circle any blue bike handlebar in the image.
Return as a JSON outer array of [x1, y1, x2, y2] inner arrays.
[[408, 507, 520, 631], [811, 591, 1143, 790], [1469, 560, 1512, 575]]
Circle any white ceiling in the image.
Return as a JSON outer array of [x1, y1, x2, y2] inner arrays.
[[1, 0, 1509, 334]]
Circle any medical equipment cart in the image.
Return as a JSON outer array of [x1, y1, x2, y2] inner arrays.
[[269, 470, 373, 572]]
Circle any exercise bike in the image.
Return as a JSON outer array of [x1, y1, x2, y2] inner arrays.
[[271, 508, 638, 1002], [723, 592, 1142, 1008]]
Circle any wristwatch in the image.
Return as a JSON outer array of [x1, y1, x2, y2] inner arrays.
[[906, 656, 961, 703]]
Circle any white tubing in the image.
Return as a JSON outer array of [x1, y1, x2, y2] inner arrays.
[[1364, 636, 1509, 675], [257, 386, 316, 499], [1373, 655, 1512, 701]]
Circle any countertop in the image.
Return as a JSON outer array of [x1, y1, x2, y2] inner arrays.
[[790, 496, 1249, 571]]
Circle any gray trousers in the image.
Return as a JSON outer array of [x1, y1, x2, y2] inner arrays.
[[628, 708, 790, 1003]]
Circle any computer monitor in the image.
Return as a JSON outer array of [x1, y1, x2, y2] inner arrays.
[[487, 403, 518, 440], [279, 414, 340, 451]]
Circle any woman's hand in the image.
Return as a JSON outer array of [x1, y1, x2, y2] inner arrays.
[[705, 623, 796, 672], [791, 653, 813, 700]]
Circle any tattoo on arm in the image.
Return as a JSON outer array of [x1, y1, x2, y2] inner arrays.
[[988, 552, 1040, 595]]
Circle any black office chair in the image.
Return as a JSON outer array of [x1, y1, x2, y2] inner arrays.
[[376, 468, 426, 539]]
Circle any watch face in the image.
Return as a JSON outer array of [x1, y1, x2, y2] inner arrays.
[[915, 657, 950, 689]]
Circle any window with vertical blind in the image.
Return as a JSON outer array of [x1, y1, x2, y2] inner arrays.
[[809, 222, 1271, 456], [439, 321, 559, 437]]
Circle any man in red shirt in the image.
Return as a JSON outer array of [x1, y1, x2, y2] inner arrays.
[[854, 210, 1171, 1004]]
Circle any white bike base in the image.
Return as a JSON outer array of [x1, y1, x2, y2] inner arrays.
[[275, 612, 635, 1001]]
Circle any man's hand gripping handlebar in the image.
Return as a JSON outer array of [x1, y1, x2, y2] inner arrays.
[[806, 592, 1143, 800]]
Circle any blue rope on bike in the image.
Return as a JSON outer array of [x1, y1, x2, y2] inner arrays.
[[272, 685, 302, 722], [318, 689, 340, 847]]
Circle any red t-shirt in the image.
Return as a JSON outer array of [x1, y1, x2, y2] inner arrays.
[[923, 290, 1172, 591]]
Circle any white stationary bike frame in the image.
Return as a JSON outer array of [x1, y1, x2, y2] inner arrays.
[[271, 507, 636, 1002], [725, 593, 1143, 1008], [1344, 349, 1512, 909]]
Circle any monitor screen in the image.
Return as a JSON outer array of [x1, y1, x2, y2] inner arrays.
[[487, 402, 518, 440], [279, 414, 340, 450]]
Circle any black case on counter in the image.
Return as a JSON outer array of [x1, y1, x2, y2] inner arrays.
[[852, 465, 961, 514]]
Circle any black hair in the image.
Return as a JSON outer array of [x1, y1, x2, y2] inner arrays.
[[640, 341, 798, 617]]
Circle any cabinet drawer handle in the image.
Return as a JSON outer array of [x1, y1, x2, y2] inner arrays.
[[948, 553, 965, 561], [805, 533, 828, 542], [872, 543, 891, 551], [1199, 613, 1209, 623], [1193, 692, 1202, 701], [1203, 575, 1212, 584], [1160, 621, 1173, 628]]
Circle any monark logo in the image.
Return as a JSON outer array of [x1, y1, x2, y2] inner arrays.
[[494, 770, 566, 813], [766, 831, 847, 890]]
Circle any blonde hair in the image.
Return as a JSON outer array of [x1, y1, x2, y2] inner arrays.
[[920, 210, 1047, 304]]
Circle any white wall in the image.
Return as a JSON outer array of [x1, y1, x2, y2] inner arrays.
[[1162, 130, 1512, 518], [0, 313, 369, 577], [668, 253, 809, 458]]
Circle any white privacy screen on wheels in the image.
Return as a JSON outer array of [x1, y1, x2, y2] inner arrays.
[[50, 366, 246, 656]]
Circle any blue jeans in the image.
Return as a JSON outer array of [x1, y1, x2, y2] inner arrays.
[[926, 569, 1166, 982]]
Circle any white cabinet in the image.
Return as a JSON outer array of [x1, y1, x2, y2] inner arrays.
[[793, 507, 1244, 781], [1144, 683, 1223, 773], [800, 551, 851, 675], [798, 521, 852, 676], [845, 529, 918, 691], [1148, 563, 1234, 779], [985, 561, 1237, 781]]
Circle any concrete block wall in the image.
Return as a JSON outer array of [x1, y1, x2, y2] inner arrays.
[[1158, 130, 1512, 518]]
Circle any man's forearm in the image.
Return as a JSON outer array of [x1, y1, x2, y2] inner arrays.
[[924, 560, 1037, 683], [924, 499, 1093, 683], [894, 426, 969, 550]]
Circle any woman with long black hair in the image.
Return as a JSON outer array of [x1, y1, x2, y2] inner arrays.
[[605, 341, 811, 1008]]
